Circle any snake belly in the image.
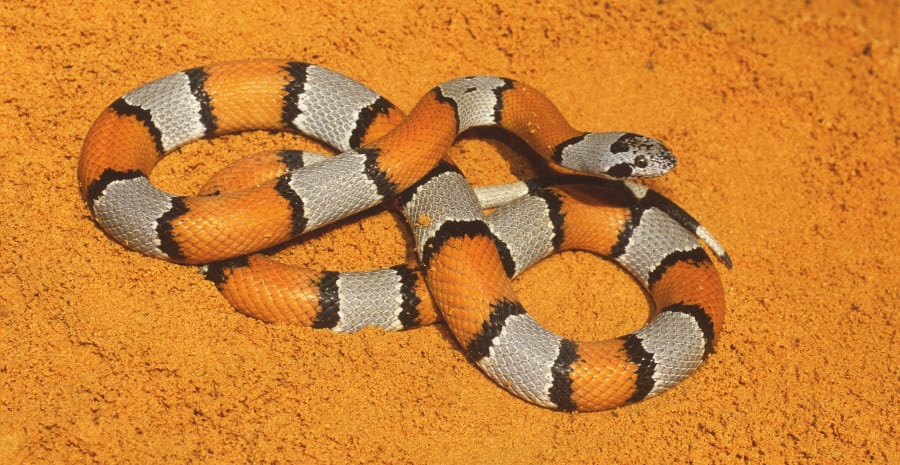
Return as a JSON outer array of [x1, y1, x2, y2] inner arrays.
[[78, 59, 727, 411]]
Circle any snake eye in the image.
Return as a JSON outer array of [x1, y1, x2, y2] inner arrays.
[[634, 155, 648, 168]]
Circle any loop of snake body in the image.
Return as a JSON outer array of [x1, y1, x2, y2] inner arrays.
[[78, 59, 729, 411]]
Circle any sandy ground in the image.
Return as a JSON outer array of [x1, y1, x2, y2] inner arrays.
[[1, 1, 897, 463]]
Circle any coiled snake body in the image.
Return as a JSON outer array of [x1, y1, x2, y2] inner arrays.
[[79, 59, 729, 411]]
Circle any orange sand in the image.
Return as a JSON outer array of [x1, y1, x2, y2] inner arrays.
[[1, 1, 897, 463]]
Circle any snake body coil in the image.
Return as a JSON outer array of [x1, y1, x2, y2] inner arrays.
[[79, 59, 728, 411]]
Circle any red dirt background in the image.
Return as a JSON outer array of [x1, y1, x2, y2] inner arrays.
[[1, 1, 897, 463]]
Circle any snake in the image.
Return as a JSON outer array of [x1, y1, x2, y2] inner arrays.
[[78, 59, 729, 411]]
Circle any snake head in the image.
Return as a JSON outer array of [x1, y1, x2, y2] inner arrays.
[[554, 132, 677, 179]]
